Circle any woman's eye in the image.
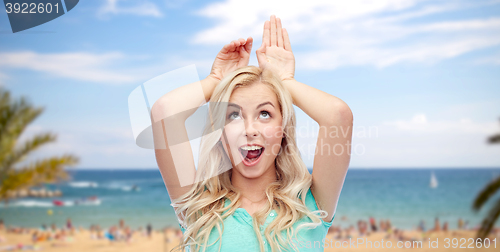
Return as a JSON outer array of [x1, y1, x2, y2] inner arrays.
[[260, 111, 271, 119], [228, 112, 240, 120], [228, 111, 270, 120]]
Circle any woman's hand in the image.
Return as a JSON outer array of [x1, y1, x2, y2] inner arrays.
[[256, 15, 295, 82], [208, 37, 253, 82]]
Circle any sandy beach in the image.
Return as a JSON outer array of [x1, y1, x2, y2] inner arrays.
[[1, 224, 186, 252], [1, 223, 499, 252]]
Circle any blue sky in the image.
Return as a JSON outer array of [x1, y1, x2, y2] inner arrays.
[[1, 0, 499, 169]]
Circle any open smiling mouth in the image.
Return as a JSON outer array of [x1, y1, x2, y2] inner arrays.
[[238, 147, 264, 166]]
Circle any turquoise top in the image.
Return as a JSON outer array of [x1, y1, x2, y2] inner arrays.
[[179, 188, 335, 252]]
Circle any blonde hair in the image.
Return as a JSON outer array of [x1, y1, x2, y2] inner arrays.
[[171, 66, 328, 252]]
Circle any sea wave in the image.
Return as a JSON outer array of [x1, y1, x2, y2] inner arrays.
[[0, 199, 102, 208], [72, 199, 102, 206], [68, 181, 99, 188], [102, 182, 141, 192], [3, 200, 53, 208], [112, 178, 162, 184], [9, 200, 54, 207], [81, 199, 101, 205]]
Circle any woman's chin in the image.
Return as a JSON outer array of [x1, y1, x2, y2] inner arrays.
[[234, 163, 263, 178]]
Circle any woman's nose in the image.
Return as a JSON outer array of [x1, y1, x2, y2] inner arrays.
[[244, 120, 260, 137]]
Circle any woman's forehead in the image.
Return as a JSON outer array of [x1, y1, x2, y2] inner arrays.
[[229, 83, 278, 105]]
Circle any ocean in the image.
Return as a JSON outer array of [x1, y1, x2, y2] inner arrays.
[[1, 168, 499, 231]]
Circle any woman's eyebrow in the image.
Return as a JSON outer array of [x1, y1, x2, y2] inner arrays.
[[228, 101, 275, 110], [227, 103, 240, 109], [257, 101, 275, 109]]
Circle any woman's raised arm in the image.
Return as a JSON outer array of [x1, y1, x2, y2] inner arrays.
[[257, 15, 353, 223], [150, 37, 253, 212]]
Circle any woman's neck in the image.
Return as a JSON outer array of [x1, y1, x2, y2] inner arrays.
[[231, 164, 278, 203]]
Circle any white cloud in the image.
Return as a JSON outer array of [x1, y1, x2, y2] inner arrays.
[[0, 51, 146, 84], [290, 111, 500, 168], [0, 50, 221, 85], [354, 133, 500, 168], [17, 124, 156, 169], [347, 114, 500, 168], [382, 113, 499, 134], [98, 0, 162, 18], [192, 0, 500, 69]]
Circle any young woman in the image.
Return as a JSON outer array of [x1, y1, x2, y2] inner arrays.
[[150, 15, 353, 252]]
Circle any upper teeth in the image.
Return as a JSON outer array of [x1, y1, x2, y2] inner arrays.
[[241, 146, 262, 151]]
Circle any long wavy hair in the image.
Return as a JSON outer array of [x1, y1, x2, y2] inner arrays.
[[170, 66, 328, 252]]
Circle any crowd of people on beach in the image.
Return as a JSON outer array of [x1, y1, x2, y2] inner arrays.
[[1, 216, 500, 251], [328, 216, 403, 241], [327, 216, 500, 244], [89, 219, 155, 244], [0, 218, 78, 250], [0, 218, 164, 251]]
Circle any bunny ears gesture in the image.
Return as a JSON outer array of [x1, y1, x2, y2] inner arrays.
[[208, 15, 295, 84], [261, 15, 292, 51], [256, 15, 296, 82]]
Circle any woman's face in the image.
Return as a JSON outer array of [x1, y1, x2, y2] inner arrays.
[[221, 81, 283, 179]]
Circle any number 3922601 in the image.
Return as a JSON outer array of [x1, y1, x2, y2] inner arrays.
[[5, 2, 60, 14]]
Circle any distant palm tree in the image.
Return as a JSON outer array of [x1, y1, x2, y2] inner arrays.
[[0, 88, 78, 203], [472, 117, 500, 239]]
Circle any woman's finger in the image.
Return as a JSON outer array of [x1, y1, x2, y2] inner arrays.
[[255, 43, 267, 66], [233, 40, 241, 50], [262, 21, 270, 47], [221, 43, 230, 54], [277, 17, 283, 48], [228, 41, 234, 52], [283, 28, 292, 52], [244, 37, 253, 53], [239, 45, 246, 58], [270, 15, 277, 46], [230, 40, 238, 52]]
